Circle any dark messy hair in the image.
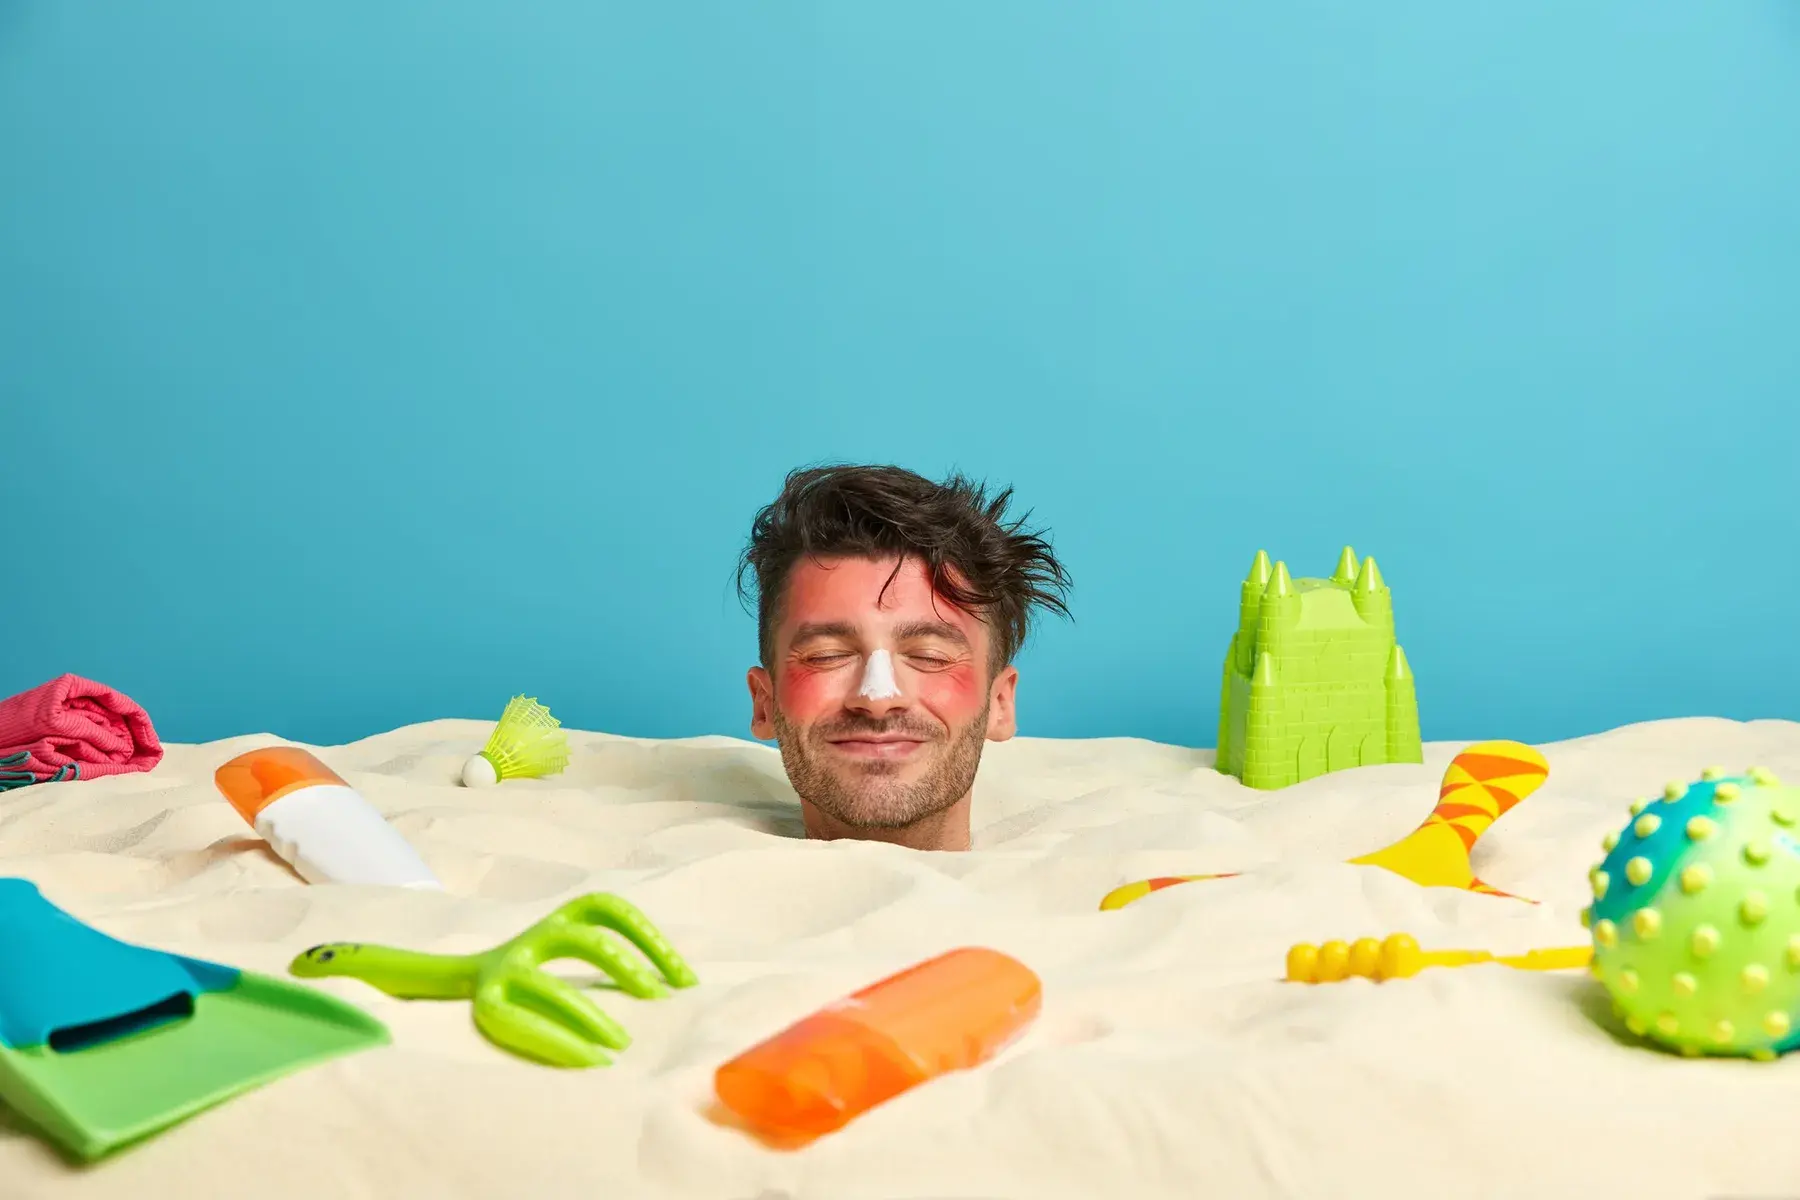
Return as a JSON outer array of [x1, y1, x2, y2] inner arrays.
[[736, 464, 1073, 672]]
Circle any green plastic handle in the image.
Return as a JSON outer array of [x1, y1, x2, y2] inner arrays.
[[289, 892, 698, 1068]]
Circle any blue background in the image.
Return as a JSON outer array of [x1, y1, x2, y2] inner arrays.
[[3, 1, 1796, 749]]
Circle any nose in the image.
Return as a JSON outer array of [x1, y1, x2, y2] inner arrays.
[[848, 687, 909, 719], [848, 650, 908, 717]]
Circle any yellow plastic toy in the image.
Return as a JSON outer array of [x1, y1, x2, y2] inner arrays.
[[1100, 740, 1550, 911], [1286, 764, 1800, 1067], [1283, 931, 1592, 984]]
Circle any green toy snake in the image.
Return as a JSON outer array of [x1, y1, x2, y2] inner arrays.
[[289, 893, 698, 1068]]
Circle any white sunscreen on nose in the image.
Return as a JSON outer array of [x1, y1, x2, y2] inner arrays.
[[858, 649, 902, 699]]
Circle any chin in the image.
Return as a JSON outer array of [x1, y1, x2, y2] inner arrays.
[[836, 758, 911, 779], [829, 802, 939, 832]]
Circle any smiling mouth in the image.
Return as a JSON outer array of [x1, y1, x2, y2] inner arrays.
[[826, 737, 928, 759]]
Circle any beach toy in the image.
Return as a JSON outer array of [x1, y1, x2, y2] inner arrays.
[[1584, 765, 1800, 1060], [1280, 766, 1800, 1063], [289, 892, 696, 1068], [0, 878, 388, 1162], [1217, 546, 1421, 790], [462, 694, 571, 787], [1102, 740, 1548, 910], [1283, 931, 1591, 984], [215, 745, 442, 889], [715, 947, 1041, 1145]]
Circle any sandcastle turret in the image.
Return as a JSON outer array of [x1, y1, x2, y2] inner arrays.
[[1216, 546, 1424, 790]]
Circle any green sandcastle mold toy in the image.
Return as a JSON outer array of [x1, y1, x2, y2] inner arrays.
[[1216, 546, 1422, 790]]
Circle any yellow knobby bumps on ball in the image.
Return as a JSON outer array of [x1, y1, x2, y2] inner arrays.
[[1586, 766, 1800, 1059]]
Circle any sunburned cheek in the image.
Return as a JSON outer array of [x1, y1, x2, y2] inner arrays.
[[911, 664, 984, 713], [774, 664, 850, 715]]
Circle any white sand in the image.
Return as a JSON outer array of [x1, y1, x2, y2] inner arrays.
[[5, 717, 1800, 1199]]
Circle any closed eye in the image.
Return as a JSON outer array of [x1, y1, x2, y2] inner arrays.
[[800, 652, 858, 667], [906, 654, 956, 669]]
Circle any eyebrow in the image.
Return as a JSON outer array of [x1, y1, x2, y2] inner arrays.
[[788, 622, 857, 650], [890, 619, 970, 647]]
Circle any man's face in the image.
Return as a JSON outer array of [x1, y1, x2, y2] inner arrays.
[[747, 555, 1018, 833]]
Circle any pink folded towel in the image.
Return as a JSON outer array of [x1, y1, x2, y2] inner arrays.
[[0, 673, 164, 789]]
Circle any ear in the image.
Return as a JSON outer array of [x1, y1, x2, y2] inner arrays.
[[985, 663, 1019, 742], [747, 666, 778, 741]]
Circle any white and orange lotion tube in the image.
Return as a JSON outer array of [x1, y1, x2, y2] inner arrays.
[[214, 746, 442, 889]]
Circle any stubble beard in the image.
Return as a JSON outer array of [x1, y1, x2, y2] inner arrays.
[[771, 704, 990, 831]]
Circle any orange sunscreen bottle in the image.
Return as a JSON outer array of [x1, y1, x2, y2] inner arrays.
[[214, 746, 442, 889], [714, 946, 1041, 1142]]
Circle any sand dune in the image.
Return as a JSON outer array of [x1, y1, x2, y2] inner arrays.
[[5, 716, 1800, 1199]]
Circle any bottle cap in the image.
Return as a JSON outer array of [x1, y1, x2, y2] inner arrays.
[[214, 746, 348, 823]]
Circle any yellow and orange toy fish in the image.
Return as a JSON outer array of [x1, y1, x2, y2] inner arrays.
[[1100, 740, 1550, 911]]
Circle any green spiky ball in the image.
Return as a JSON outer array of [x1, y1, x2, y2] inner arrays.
[[1583, 766, 1800, 1059]]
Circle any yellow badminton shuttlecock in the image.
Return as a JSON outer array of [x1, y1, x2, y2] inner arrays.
[[461, 695, 571, 787]]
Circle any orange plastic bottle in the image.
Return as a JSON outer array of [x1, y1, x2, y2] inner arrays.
[[714, 946, 1041, 1143]]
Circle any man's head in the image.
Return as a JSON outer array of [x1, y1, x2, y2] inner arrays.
[[738, 465, 1071, 850]]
